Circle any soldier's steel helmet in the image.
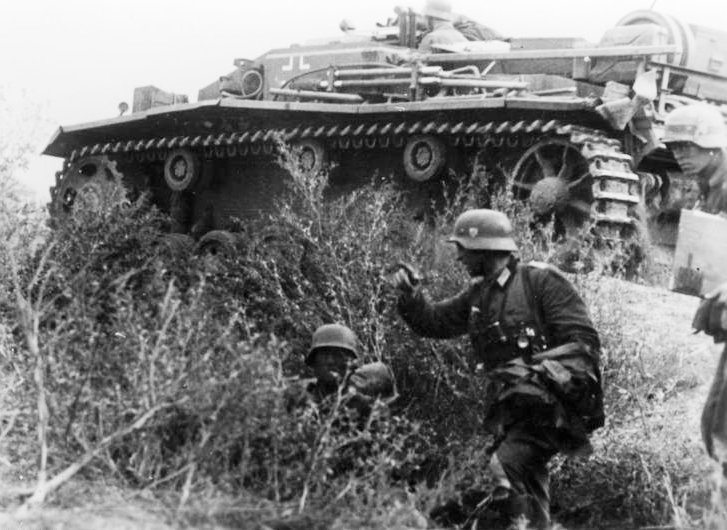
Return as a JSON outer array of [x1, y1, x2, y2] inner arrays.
[[663, 104, 727, 149], [422, 0, 454, 21], [306, 324, 359, 365], [447, 209, 518, 251]]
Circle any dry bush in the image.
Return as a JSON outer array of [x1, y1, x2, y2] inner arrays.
[[1, 157, 428, 520], [0, 138, 718, 529]]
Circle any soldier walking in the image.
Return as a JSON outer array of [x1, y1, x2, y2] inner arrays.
[[392, 209, 604, 529]]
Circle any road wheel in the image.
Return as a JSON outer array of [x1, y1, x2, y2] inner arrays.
[[403, 135, 447, 182], [164, 149, 200, 191], [194, 230, 243, 257], [291, 139, 327, 176]]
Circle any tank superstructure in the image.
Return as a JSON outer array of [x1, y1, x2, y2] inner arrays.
[[43, 9, 727, 249]]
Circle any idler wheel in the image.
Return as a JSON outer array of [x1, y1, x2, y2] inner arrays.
[[164, 149, 200, 191], [403, 135, 446, 182], [51, 155, 126, 218]]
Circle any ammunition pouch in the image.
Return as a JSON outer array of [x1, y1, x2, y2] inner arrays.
[[484, 342, 604, 448], [469, 314, 547, 370]]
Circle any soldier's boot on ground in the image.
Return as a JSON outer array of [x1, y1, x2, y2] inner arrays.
[[502, 492, 550, 530]]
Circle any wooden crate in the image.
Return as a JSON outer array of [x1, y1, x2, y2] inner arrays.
[[670, 209, 727, 297]]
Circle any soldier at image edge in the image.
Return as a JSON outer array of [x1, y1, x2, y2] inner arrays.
[[664, 104, 727, 468], [303, 323, 397, 413], [392, 209, 603, 529], [417, 0, 468, 53], [662, 103, 727, 215]]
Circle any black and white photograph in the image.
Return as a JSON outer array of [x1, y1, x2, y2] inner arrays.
[[2, 1, 727, 528]]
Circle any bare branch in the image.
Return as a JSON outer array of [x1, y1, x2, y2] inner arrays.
[[18, 400, 181, 511]]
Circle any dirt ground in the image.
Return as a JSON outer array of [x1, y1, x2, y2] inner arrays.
[[0, 279, 721, 530], [613, 277, 716, 444]]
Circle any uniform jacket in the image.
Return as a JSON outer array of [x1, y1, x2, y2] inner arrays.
[[398, 257, 600, 367], [398, 257, 603, 452], [698, 154, 727, 463], [698, 151, 727, 214]]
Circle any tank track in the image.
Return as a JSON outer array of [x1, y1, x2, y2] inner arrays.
[[62, 119, 642, 236]]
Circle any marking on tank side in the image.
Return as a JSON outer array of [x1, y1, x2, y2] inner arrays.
[[281, 55, 311, 72]]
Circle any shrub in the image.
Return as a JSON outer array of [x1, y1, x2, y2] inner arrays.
[[0, 142, 712, 529]]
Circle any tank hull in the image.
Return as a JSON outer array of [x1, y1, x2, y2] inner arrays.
[[45, 96, 644, 242]]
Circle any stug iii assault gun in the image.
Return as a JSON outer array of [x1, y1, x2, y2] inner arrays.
[[43, 8, 727, 252]]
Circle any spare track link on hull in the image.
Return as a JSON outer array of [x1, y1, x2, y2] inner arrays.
[[62, 119, 641, 234]]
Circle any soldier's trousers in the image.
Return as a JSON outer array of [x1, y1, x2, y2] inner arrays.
[[490, 424, 558, 529], [702, 343, 727, 467]]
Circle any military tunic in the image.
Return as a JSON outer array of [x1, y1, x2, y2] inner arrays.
[[398, 256, 602, 528], [696, 153, 727, 466], [697, 152, 727, 215]]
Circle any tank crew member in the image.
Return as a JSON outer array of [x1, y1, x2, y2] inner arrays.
[[303, 323, 397, 413], [417, 0, 467, 53], [452, 13, 507, 42], [392, 209, 603, 529], [665, 104, 727, 468]]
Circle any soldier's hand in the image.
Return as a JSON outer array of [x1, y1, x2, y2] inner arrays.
[[706, 283, 727, 331], [390, 262, 422, 293], [693, 282, 727, 342], [392, 268, 415, 293]]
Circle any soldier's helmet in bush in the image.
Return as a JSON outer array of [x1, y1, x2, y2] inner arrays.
[[447, 209, 518, 251], [663, 104, 727, 149], [306, 324, 359, 366]]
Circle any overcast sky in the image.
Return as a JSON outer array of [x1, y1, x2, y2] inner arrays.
[[3, 0, 726, 199]]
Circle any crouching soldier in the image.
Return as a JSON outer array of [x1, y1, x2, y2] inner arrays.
[[292, 323, 397, 416], [392, 209, 603, 529]]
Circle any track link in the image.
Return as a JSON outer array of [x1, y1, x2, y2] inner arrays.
[[60, 118, 642, 235]]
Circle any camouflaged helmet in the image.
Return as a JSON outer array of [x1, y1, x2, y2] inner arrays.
[[447, 209, 518, 251], [663, 104, 727, 149], [305, 324, 359, 366]]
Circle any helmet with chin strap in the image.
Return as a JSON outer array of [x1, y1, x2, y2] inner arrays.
[[306, 324, 359, 366], [447, 209, 518, 251]]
